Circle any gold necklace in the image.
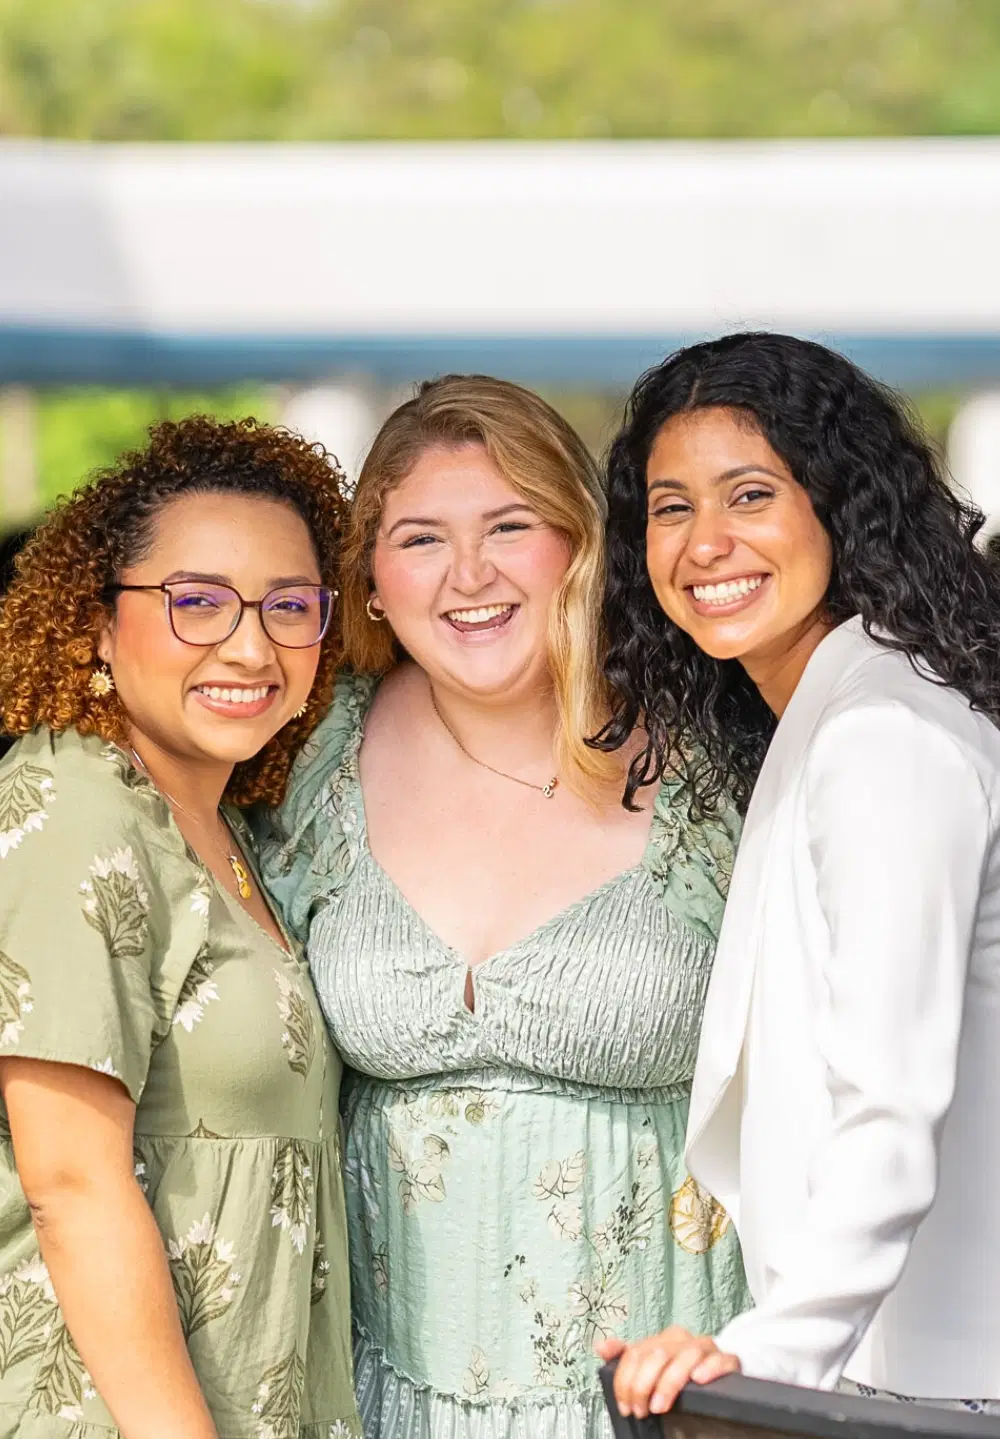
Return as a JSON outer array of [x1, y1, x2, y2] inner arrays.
[[128, 747, 254, 900], [429, 688, 559, 799]]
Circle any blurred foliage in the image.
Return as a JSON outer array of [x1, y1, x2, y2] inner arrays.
[[0, 0, 992, 512], [1, 0, 999, 141], [35, 386, 275, 506]]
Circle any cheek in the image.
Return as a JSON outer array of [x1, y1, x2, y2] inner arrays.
[[108, 608, 190, 675], [279, 646, 322, 696], [371, 548, 439, 617], [507, 531, 572, 595], [645, 526, 685, 605]]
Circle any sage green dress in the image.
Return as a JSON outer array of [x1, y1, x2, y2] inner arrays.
[[259, 674, 752, 1439], [0, 727, 360, 1439]]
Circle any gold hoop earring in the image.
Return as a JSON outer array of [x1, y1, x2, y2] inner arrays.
[[88, 665, 115, 697], [366, 596, 385, 623]]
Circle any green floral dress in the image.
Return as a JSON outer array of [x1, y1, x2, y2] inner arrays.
[[258, 674, 752, 1439], [0, 727, 360, 1439]]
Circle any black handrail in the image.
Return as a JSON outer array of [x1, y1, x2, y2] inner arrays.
[[600, 1361, 1000, 1439]]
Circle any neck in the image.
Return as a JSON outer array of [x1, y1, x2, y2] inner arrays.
[[741, 611, 837, 717], [127, 726, 233, 824], [428, 675, 559, 775]]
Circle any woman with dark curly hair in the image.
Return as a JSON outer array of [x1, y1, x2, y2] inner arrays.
[[0, 417, 361, 1439], [597, 333, 1000, 1416]]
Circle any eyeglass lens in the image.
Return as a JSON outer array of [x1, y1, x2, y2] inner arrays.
[[166, 582, 330, 648]]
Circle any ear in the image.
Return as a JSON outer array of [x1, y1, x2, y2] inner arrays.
[[96, 615, 115, 666]]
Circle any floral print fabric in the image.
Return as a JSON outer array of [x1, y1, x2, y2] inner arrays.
[[0, 727, 359, 1439], [258, 674, 752, 1439]]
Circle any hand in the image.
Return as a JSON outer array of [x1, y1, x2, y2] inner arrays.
[[596, 1327, 741, 1418]]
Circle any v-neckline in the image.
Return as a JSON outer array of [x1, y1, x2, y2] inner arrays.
[[343, 706, 661, 975]]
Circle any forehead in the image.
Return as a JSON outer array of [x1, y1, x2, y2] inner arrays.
[[647, 408, 791, 482], [380, 443, 524, 522], [131, 492, 319, 576]]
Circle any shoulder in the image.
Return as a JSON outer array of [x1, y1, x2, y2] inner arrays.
[[818, 646, 1000, 791], [646, 769, 742, 943], [276, 670, 380, 830], [0, 727, 165, 863]]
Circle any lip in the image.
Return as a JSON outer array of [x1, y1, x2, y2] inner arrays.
[[190, 684, 280, 720], [441, 603, 519, 638], [684, 573, 771, 619]]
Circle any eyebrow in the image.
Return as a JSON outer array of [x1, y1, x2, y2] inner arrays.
[[385, 502, 535, 538], [160, 569, 318, 587], [647, 464, 784, 496]]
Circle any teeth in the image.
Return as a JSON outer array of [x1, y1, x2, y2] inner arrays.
[[446, 604, 514, 624], [692, 576, 764, 605], [197, 685, 271, 704]]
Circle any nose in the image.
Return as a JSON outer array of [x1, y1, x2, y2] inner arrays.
[[685, 502, 735, 568], [450, 536, 498, 594], [213, 606, 277, 668]]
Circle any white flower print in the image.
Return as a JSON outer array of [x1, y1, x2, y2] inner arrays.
[[0, 764, 55, 859], [0, 952, 33, 1048], [172, 950, 219, 1032]]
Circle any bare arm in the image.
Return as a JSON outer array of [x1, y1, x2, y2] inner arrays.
[[0, 1057, 217, 1439]]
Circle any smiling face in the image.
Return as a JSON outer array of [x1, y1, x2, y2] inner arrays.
[[644, 407, 834, 694], [99, 492, 324, 771], [370, 442, 573, 700]]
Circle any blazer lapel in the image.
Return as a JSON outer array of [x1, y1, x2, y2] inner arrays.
[[686, 617, 873, 1193]]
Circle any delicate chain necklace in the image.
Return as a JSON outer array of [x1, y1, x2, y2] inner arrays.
[[429, 688, 559, 799], [128, 747, 254, 900]]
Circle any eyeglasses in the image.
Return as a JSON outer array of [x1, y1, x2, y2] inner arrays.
[[109, 581, 333, 649]]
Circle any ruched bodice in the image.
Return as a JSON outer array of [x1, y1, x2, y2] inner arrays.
[[258, 674, 752, 1439]]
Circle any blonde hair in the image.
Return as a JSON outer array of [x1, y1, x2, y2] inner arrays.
[[341, 374, 616, 797]]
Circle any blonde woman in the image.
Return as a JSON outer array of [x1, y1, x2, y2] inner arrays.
[[257, 376, 750, 1439]]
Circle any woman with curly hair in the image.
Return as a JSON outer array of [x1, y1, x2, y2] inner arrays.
[[256, 375, 750, 1439], [597, 333, 1000, 1417], [0, 416, 361, 1439]]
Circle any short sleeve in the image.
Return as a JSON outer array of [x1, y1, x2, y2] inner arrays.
[[0, 732, 200, 1104], [253, 671, 378, 942], [646, 771, 742, 942]]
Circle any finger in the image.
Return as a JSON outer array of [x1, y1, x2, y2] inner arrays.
[[649, 1341, 717, 1414], [596, 1336, 627, 1361], [627, 1345, 678, 1419], [692, 1352, 741, 1385], [613, 1343, 647, 1416]]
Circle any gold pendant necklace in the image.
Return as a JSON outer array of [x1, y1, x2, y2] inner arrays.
[[429, 688, 559, 799], [127, 747, 254, 900]]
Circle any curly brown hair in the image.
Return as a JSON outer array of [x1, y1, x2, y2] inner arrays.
[[0, 415, 348, 807]]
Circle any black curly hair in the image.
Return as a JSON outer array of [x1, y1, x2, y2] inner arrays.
[[594, 332, 1000, 814]]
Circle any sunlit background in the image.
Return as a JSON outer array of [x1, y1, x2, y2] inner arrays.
[[2, 0, 1000, 529]]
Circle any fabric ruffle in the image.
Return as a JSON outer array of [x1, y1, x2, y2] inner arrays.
[[353, 1327, 614, 1439], [253, 672, 380, 942]]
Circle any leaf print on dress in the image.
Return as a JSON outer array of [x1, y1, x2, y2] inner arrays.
[[168, 1214, 242, 1336], [79, 846, 149, 961], [0, 763, 56, 858], [28, 1313, 95, 1419], [273, 967, 316, 1078], [463, 1346, 490, 1399], [311, 1235, 331, 1305], [668, 1175, 732, 1254], [388, 1127, 449, 1215], [533, 1151, 586, 1242], [173, 947, 219, 1032], [0, 1257, 56, 1378], [270, 1140, 314, 1254], [0, 951, 33, 1048], [250, 1349, 306, 1439]]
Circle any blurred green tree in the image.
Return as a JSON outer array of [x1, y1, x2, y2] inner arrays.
[[1, 0, 998, 142]]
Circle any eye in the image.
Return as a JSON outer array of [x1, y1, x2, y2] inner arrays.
[[266, 595, 309, 615], [399, 533, 440, 549], [733, 485, 773, 506], [173, 590, 224, 610], [490, 521, 531, 536], [649, 498, 693, 520]]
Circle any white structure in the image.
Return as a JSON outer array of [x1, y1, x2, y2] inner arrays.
[[2, 139, 1000, 516]]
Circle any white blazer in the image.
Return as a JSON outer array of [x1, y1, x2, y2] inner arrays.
[[686, 616, 1000, 1400]]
